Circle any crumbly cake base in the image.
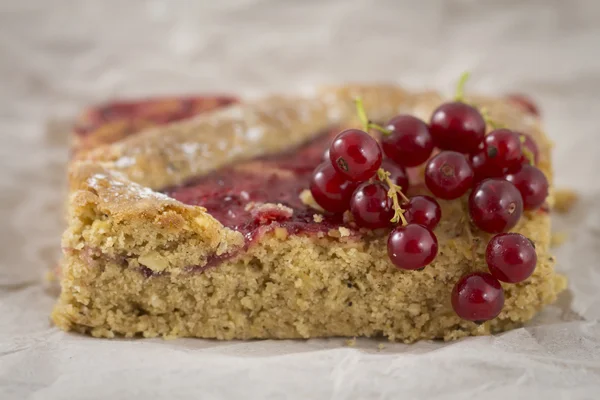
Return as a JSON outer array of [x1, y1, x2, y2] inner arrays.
[[53, 84, 566, 342], [52, 193, 566, 343]]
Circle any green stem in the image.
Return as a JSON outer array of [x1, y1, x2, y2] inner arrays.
[[354, 97, 392, 135], [520, 135, 535, 165], [354, 97, 370, 132], [455, 72, 471, 102], [480, 107, 504, 130]]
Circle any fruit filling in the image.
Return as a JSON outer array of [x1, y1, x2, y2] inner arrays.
[[163, 129, 348, 243], [75, 96, 237, 136]]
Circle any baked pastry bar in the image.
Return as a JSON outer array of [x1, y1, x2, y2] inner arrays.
[[52, 85, 566, 342]]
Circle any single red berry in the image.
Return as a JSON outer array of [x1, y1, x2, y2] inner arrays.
[[470, 150, 505, 184], [483, 129, 523, 171], [468, 179, 524, 233], [404, 195, 442, 230], [381, 115, 434, 167], [451, 272, 505, 322], [350, 182, 394, 229], [310, 162, 357, 213], [425, 151, 474, 200], [486, 233, 537, 283], [381, 159, 410, 193], [329, 129, 382, 182], [504, 164, 549, 210], [429, 102, 486, 153], [387, 224, 438, 270], [506, 94, 540, 117], [517, 132, 540, 166]]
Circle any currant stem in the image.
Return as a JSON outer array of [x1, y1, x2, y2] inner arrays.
[[377, 168, 408, 225], [455, 72, 471, 102], [480, 107, 505, 130], [354, 97, 369, 131], [520, 135, 535, 165], [368, 121, 392, 135], [354, 97, 392, 135]]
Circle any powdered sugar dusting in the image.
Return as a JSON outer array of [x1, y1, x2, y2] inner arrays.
[[217, 105, 245, 120], [88, 173, 107, 187], [88, 172, 172, 202], [246, 126, 264, 142], [114, 156, 136, 168], [136, 185, 172, 200], [181, 142, 202, 157]]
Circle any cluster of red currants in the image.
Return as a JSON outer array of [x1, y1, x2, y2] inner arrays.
[[311, 101, 442, 272], [309, 75, 550, 323]]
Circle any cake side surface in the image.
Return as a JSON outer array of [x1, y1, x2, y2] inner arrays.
[[52, 84, 565, 342], [53, 205, 564, 342]]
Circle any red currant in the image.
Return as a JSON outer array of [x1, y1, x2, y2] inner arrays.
[[451, 272, 505, 322], [470, 150, 505, 184], [483, 129, 523, 171], [504, 164, 549, 210], [430, 102, 486, 153], [404, 195, 442, 230], [387, 224, 438, 270], [381, 115, 434, 167], [486, 233, 537, 283], [381, 159, 410, 192], [468, 179, 524, 233], [425, 151, 474, 200], [506, 94, 540, 117], [350, 182, 394, 229], [329, 129, 382, 182], [310, 162, 357, 213]]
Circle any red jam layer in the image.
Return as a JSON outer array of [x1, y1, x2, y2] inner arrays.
[[75, 95, 238, 137], [163, 130, 348, 244]]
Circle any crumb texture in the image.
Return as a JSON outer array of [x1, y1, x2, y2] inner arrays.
[[53, 207, 565, 342]]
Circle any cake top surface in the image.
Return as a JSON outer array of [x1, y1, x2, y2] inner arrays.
[[66, 84, 551, 257]]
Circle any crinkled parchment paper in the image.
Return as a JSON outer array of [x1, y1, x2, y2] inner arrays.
[[1, 1, 599, 399]]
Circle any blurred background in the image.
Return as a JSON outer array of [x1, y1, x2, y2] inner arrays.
[[1, 1, 600, 397]]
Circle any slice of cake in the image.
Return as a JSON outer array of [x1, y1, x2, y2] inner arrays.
[[52, 84, 566, 342]]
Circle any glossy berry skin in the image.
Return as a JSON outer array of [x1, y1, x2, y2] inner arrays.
[[425, 151, 474, 200], [329, 129, 382, 182], [483, 129, 523, 171], [381, 159, 410, 192], [504, 164, 549, 210], [404, 195, 442, 230], [470, 150, 505, 184], [430, 102, 486, 154], [350, 182, 394, 229], [387, 224, 438, 270], [518, 132, 540, 166], [451, 272, 505, 322], [486, 233, 537, 283], [506, 94, 540, 117], [381, 115, 434, 167], [310, 162, 357, 213], [468, 179, 524, 233]]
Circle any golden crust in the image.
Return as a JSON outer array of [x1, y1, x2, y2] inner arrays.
[[54, 84, 563, 342]]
